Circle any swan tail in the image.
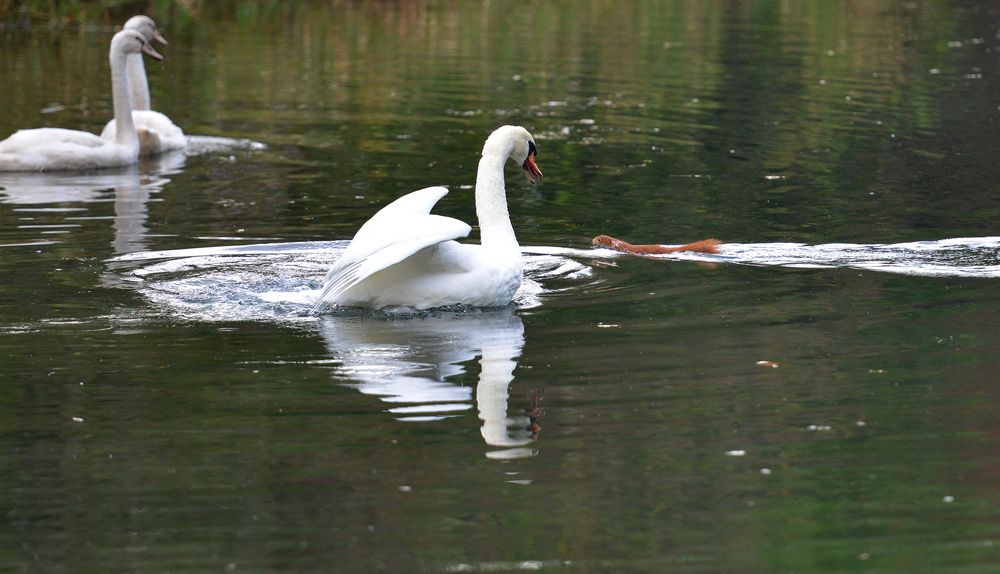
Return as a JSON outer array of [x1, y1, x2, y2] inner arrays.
[[312, 260, 365, 313], [592, 235, 722, 255]]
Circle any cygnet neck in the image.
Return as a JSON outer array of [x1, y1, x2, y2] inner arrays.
[[109, 42, 138, 149], [475, 153, 518, 250], [127, 53, 151, 111]]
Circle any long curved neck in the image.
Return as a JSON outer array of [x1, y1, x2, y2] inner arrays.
[[475, 154, 518, 249], [127, 53, 151, 111], [110, 48, 138, 148]]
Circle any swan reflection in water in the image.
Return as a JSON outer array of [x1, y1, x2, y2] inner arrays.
[[0, 150, 185, 254], [317, 307, 541, 459]]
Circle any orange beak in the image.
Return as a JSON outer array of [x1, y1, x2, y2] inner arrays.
[[523, 152, 542, 184]]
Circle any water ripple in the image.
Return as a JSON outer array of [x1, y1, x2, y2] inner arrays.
[[106, 236, 998, 323], [588, 237, 1000, 279]]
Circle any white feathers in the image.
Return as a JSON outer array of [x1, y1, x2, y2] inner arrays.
[[313, 187, 473, 310], [314, 126, 540, 311]]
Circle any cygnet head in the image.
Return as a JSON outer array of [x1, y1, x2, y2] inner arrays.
[[123, 15, 168, 46], [112, 29, 164, 61], [482, 125, 543, 184]]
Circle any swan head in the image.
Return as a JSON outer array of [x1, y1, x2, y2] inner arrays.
[[112, 29, 164, 61], [482, 125, 543, 185], [123, 15, 168, 46]]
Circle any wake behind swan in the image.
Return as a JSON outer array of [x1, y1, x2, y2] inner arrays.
[[105, 236, 998, 323]]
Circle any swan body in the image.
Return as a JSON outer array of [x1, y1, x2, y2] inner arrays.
[[315, 125, 543, 311], [0, 128, 135, 172], [102, 110, 185, 157], [100, 16, 185, 156], [0, 30, 161, 172]]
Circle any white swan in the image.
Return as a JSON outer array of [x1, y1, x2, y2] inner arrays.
[[122, 15, 165, 112], [99, 16, 185, 157], [0, 30, 161, 172], [314, 125, 543, 310]]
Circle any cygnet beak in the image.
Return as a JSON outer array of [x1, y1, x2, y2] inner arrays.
[[154, 31, 168, 45], [523, 152, 543, 184], [142, 42, 164, 61]]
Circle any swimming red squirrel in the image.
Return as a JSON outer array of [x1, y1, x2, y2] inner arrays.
[[592, 234, 722, 255]]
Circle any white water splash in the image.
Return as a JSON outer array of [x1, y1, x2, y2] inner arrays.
[[106, 236, 998, 323], [106, 241, 595, 322], [184, 135, 267, 155]]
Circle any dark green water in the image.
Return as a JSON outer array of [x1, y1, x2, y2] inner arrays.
[[1, 1, 999, 572]]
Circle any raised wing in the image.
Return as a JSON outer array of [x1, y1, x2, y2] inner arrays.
[[314, 187, 472, 311], [345, 186, 451, 250]]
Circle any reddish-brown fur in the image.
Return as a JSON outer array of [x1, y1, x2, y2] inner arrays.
[[592, 234, 722, 255]]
